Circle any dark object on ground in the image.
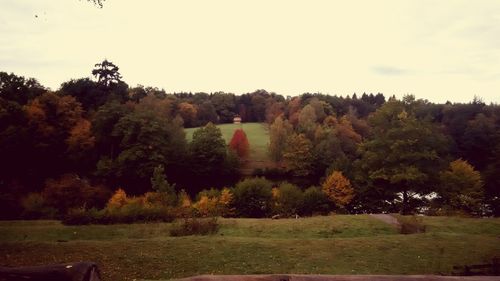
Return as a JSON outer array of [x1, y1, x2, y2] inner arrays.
[[398, 216, 426, 234], [0, 262, 100, 281], [173, 275, 500, 281], [453, 259, 500, 276]]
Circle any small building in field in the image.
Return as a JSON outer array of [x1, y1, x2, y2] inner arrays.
[[233, 115, 242, 124]]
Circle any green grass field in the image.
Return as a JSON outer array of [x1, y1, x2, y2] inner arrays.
[[185, 123, 273, 173], [1, 215, 499, 280]]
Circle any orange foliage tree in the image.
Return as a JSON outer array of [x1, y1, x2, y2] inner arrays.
[[322, 171, 354, 208], [229, 129, 250, 159]]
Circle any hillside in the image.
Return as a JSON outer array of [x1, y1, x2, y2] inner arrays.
[[185, 123, 275, 174]]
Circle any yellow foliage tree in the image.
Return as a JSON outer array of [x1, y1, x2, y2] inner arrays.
[[322, 171, 354, 207], [193, 195, 219, 217], [219, 188, 235, 216], [106, 188, 128, 209], [178, 190, 192, 208]]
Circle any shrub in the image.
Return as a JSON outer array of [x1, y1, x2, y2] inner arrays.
[[42, 174, 110, 215], [232, 177, 273, 218], [62, 206, 174, 225], [170, 217, 219, 236], [273, 182, 303, 217], [193, 195, 219, 217], [300, 186, 331, 216], [399, 216, 426, 234], [21, 193, 57, 219], [63, 207, 100, 225]]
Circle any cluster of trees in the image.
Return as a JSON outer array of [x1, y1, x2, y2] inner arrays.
[[1, 60, 499, 218], [268, 95, 499, 215]]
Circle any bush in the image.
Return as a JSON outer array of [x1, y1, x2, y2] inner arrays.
[[62, 205, 175, 225], [399, 216, 426, 234], [42, 174, 111, 215], [63, 189, 175, 225], [232, 177, 273, 218], [170, 217, 219, 236], [300, 186, 331, 216], [273, 182, 303, 217], [21, 193, 57, 219]]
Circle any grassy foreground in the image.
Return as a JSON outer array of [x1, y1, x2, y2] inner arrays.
[[0, 215, 499, 280]]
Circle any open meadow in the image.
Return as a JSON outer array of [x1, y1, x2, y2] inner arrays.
[[185, 123, 274, 174], [1, 215, 499, 280]]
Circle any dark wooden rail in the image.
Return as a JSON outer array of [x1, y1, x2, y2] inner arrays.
[[453, 262, 500, 276], [0, 262, 100, 281]]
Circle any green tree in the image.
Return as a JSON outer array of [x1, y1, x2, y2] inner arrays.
[[439, 159, 484, 215], [460, 113, 497, 171], [268, 115, 293, 162], [92, 60, 122, 87], [273, 182, 303, 217], [483, 143, 500, 216], [300, 186, 331, 216], [357, 97, 449, 214], [59, 78, 107, 112], [103, 107, 187, 194], [297, 104, 317, 139], [188, 122, 239, 190], [0, 72, 45, 105], [189, 122, 227, 176], [232, 177, 273, 218], [150, 165, 177, 206]]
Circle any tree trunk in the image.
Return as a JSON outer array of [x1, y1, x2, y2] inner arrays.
[[401, 189, 409, 215]]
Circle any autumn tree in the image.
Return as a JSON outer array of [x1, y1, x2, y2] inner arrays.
[[308, 98, 332, 123], [229, 129, 250, 159], [24, 93, 95, 181], [283, 133, 315, 177], [312, 115, 362, 178], [439, 159, 484, 215], [42, 174, 110, 214], [265, 101, 285, 124], [322, 171, 354, 208], [177, 102, 198, 127], [287, 97, 301, 127]]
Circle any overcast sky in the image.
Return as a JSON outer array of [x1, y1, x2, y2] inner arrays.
[[1, 0, 499, 103]]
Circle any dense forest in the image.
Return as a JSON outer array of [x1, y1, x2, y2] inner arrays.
[[1, 60, 499, 219]]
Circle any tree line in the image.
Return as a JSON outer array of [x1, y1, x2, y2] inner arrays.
[[0, 60, 499, 218]]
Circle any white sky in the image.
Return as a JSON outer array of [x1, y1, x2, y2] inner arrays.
[[1, 0, 499, 103]]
